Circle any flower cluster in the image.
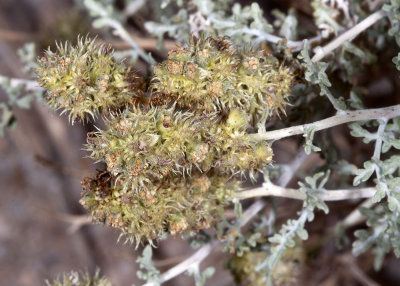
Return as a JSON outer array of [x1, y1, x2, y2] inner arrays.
[[151, 37, 293, 121], [36, 37, 142, 122], [80, 170, 237, 245], [86, 107, 273, 193], [45, 271, 112, 286], [37, 36, 293, 244]]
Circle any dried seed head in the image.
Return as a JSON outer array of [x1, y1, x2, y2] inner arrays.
[[152, 36, 294, 118], [45, 270, 112, 286], [36, 36, 139, 122], [80, 171, 238, 245]]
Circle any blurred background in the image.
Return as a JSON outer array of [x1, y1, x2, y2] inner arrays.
[[1, 0, 400, 286]]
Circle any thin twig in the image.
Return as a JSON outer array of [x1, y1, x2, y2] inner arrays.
[[276, 149, 308, 187], [0, 75, 43, 92], [57, 214, 93, 234], [0, 29, 36, 42], [373, 119, 387, 160], [312, 10, 386, 62], [338, 254, 380, 286], [239, 199, 266, 226], [153, 255, 189, 268], [143, 241, 218, 286], [236, 181, 376, 201], [122, 0, 146, 18], [107, 37, 176, 51], [342, 198, 375, 228], [99, 18, 151, 64], [84, 0, 151, 64], [249, 104, 400, 142]]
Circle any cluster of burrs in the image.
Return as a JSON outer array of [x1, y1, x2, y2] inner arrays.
[[45, 270, 112, 286], [36, 36, 294, 244]]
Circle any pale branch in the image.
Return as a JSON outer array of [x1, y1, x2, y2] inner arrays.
[[143, 241, 218, 286], [122, 0, 146, 18], [312, 10, 386, 62], [56, 214, 92, 234], [249, 104, 400, 142], [373, 120, 387, 160], [237, 199, 266, 227], [288, 36, 323, 51], [236, 182, 376, 201], [0, 28, 36, 42], [99, 18, 150, 64], [338, 254, 380, 286], [108, 36, 176, 51], [276, 149, 307, 187], [342, 198, 375, 228], [0, 75, 43, 92]]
